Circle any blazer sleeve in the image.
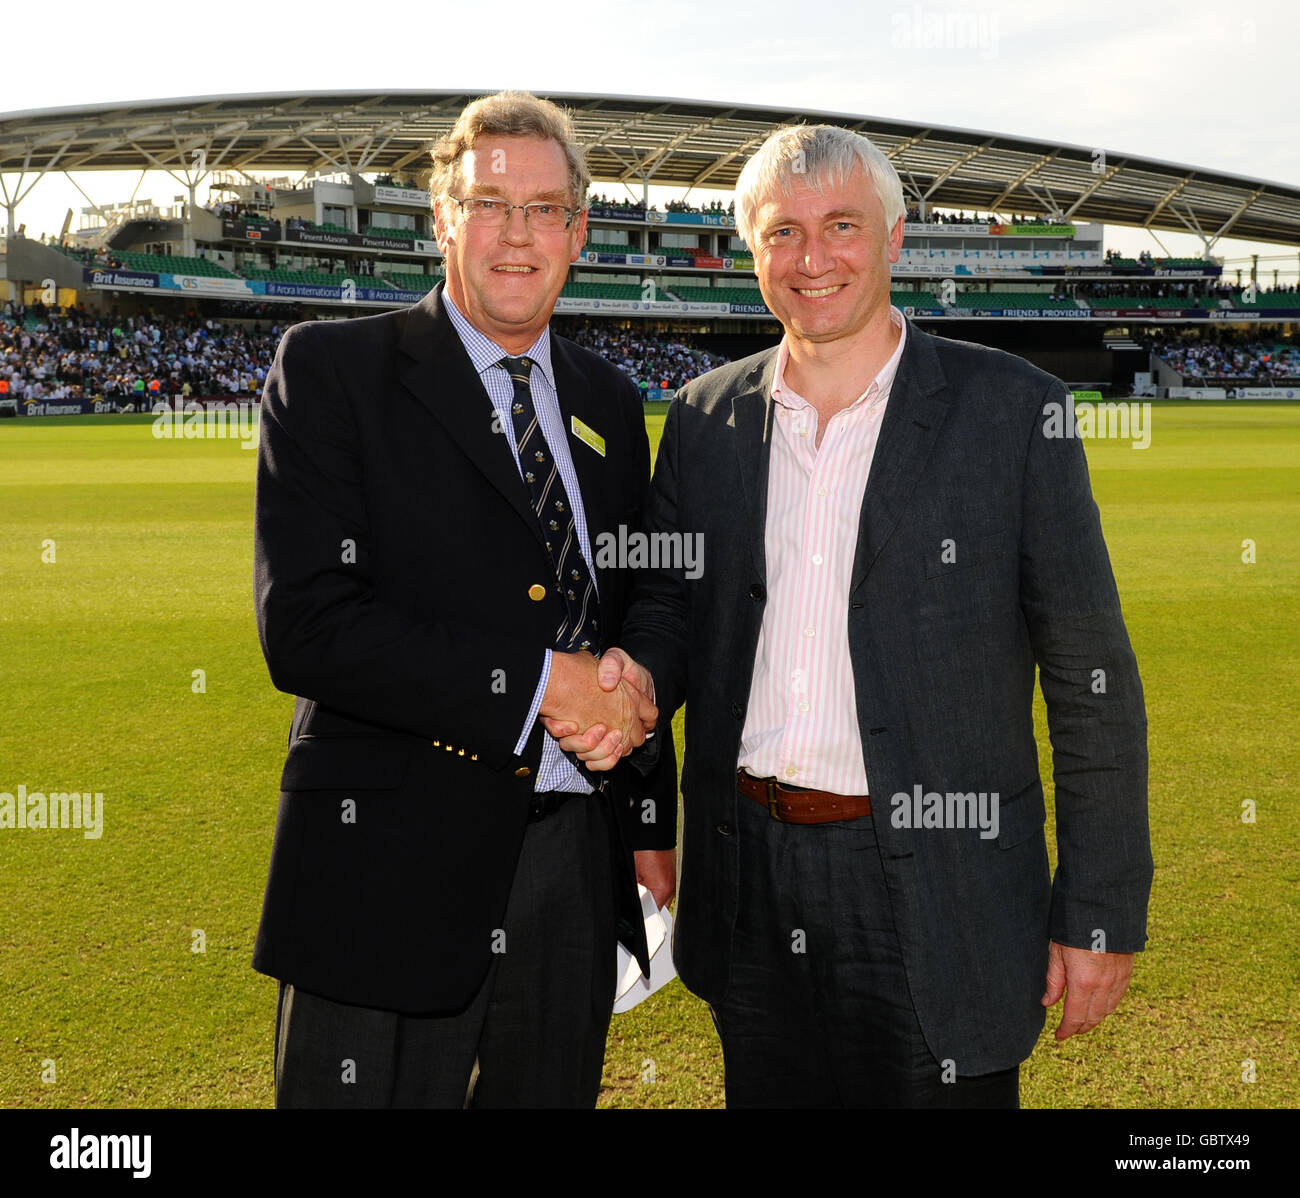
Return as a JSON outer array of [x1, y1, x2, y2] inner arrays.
[[614, 382, 679, 851], [253, 320, 543, 767], [614, 392, 692, 855], [618, 393, 692, 727], [1020, 377, 1153, 953]]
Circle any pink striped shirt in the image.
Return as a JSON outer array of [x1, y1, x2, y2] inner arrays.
[[737, 307, 907, 795]]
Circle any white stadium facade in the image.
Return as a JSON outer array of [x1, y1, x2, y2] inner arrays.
[[2, 89, 1300, 405]]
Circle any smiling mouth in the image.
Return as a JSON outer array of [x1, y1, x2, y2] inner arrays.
[[494, 265, 538, 274], [795, 285, 844, 298]]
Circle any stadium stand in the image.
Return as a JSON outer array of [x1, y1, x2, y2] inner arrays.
[[904, 208, 1064, 226], [1239, 290, 1300, 309], [889, 290, 944, 309], [362, 225, 422, 239], [1085, 295, 1190, 310], [953, 291, 1082, 310], [669, 286, 765, 305], [378, 272, 440, 292], [1149, 334, 1300, 382], [562, 325, 729, 390], [1, 300, 742, 403], [115, 251, 238, 279], [560, 282, 647, 300], [1, 302, 290, 401], [585, 195, 646, 213], [241, 269, 361, 286]]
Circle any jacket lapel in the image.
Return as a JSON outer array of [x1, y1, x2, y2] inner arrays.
[[850, 321, 952, 593], [731, 352, 779, 584], [396, 284, 543, 549]]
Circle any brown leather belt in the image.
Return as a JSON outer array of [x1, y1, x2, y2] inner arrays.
[[737, 770, 872, 824]]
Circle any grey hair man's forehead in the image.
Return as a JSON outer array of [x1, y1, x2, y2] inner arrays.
[[734, 124, 905, 246]]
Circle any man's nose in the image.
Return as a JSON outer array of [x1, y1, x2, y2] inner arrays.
[[801, 233, 830, 273], [501, 206, 533, 243]]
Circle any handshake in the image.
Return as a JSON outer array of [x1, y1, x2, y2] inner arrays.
[[538, 648, 657, 772]]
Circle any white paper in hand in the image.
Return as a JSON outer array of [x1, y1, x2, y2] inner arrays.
[[613, 884, 677, 1013]]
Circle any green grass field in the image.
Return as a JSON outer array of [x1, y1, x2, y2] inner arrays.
[[1, 402, 1297, 1109]]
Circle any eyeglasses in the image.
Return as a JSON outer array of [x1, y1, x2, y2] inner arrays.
[[447, 196, 580, 231]]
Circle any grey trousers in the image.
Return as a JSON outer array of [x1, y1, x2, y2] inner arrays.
[[273, 791, 617, 1108], [712, 787, 1021, 1108]]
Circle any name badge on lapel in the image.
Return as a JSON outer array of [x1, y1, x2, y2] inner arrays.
[[570, 415, 606, 458]]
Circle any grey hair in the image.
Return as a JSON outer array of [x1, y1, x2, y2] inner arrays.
[[734, 125, 905, 247], [428, 90, 590, 209]]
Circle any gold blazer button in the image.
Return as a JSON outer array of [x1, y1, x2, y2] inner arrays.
[[514, 766, 531, 778], [528, 584, 546, 601]]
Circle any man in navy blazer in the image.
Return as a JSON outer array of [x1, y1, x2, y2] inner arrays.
[[252, 91, 670, 1108], [555, 125, 1152, 1107]]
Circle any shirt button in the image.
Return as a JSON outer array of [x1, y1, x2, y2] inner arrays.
[[803, 627, 815, 638], [817, 485, 829, 496], [797, 701, 810, 713], [812, 553, 824, 566], [784, 766, 798, 779]]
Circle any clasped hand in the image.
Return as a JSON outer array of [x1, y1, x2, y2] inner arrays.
[[538, 648, 656, 771]]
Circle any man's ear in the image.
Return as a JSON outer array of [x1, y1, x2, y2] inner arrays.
[[887, 215, 905, 263], [433, 195, 451, 254], [568, 207, 589, 263]]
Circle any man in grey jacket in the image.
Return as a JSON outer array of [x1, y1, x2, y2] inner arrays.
[[551, 124, 1152, 1107]]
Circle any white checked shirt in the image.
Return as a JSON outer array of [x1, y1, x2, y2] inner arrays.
[[737, 307, 908, 795], [442, 290, 594, 794]]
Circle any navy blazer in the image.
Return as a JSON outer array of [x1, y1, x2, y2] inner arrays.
[[619, 321, 1152, 1073], [252, 283, 675, 1014]]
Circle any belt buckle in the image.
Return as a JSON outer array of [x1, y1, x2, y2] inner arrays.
[[765, 778, 784, 822]]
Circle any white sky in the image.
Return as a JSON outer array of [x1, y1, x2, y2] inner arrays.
[[2, 0, 1296, 282]]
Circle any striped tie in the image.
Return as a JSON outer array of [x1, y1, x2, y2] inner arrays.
[[500, 356, 600, 653]]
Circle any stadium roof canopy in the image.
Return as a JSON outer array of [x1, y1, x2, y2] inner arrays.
[[1, 90, 1298, 248]]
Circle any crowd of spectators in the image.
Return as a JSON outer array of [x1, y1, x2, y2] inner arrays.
[[0, 301, 730, 405], [904, 208, 1061, 226], [1106, 248, 1154, 264], [51, 243, 124, 269], [586, 194, 647, 213], [585, 193, 736, 218], [1102, 249, 1220, 270], [208, 200, 274, 221], [1202, 282, 1296, 302], [0, 301, 294, 405], [560, 323, 729, 390], [12, 296, 1292, 406], [1149, 332, 1300, 381], [663, 197, 734, 216], [1071, 279, 1199, 300]]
